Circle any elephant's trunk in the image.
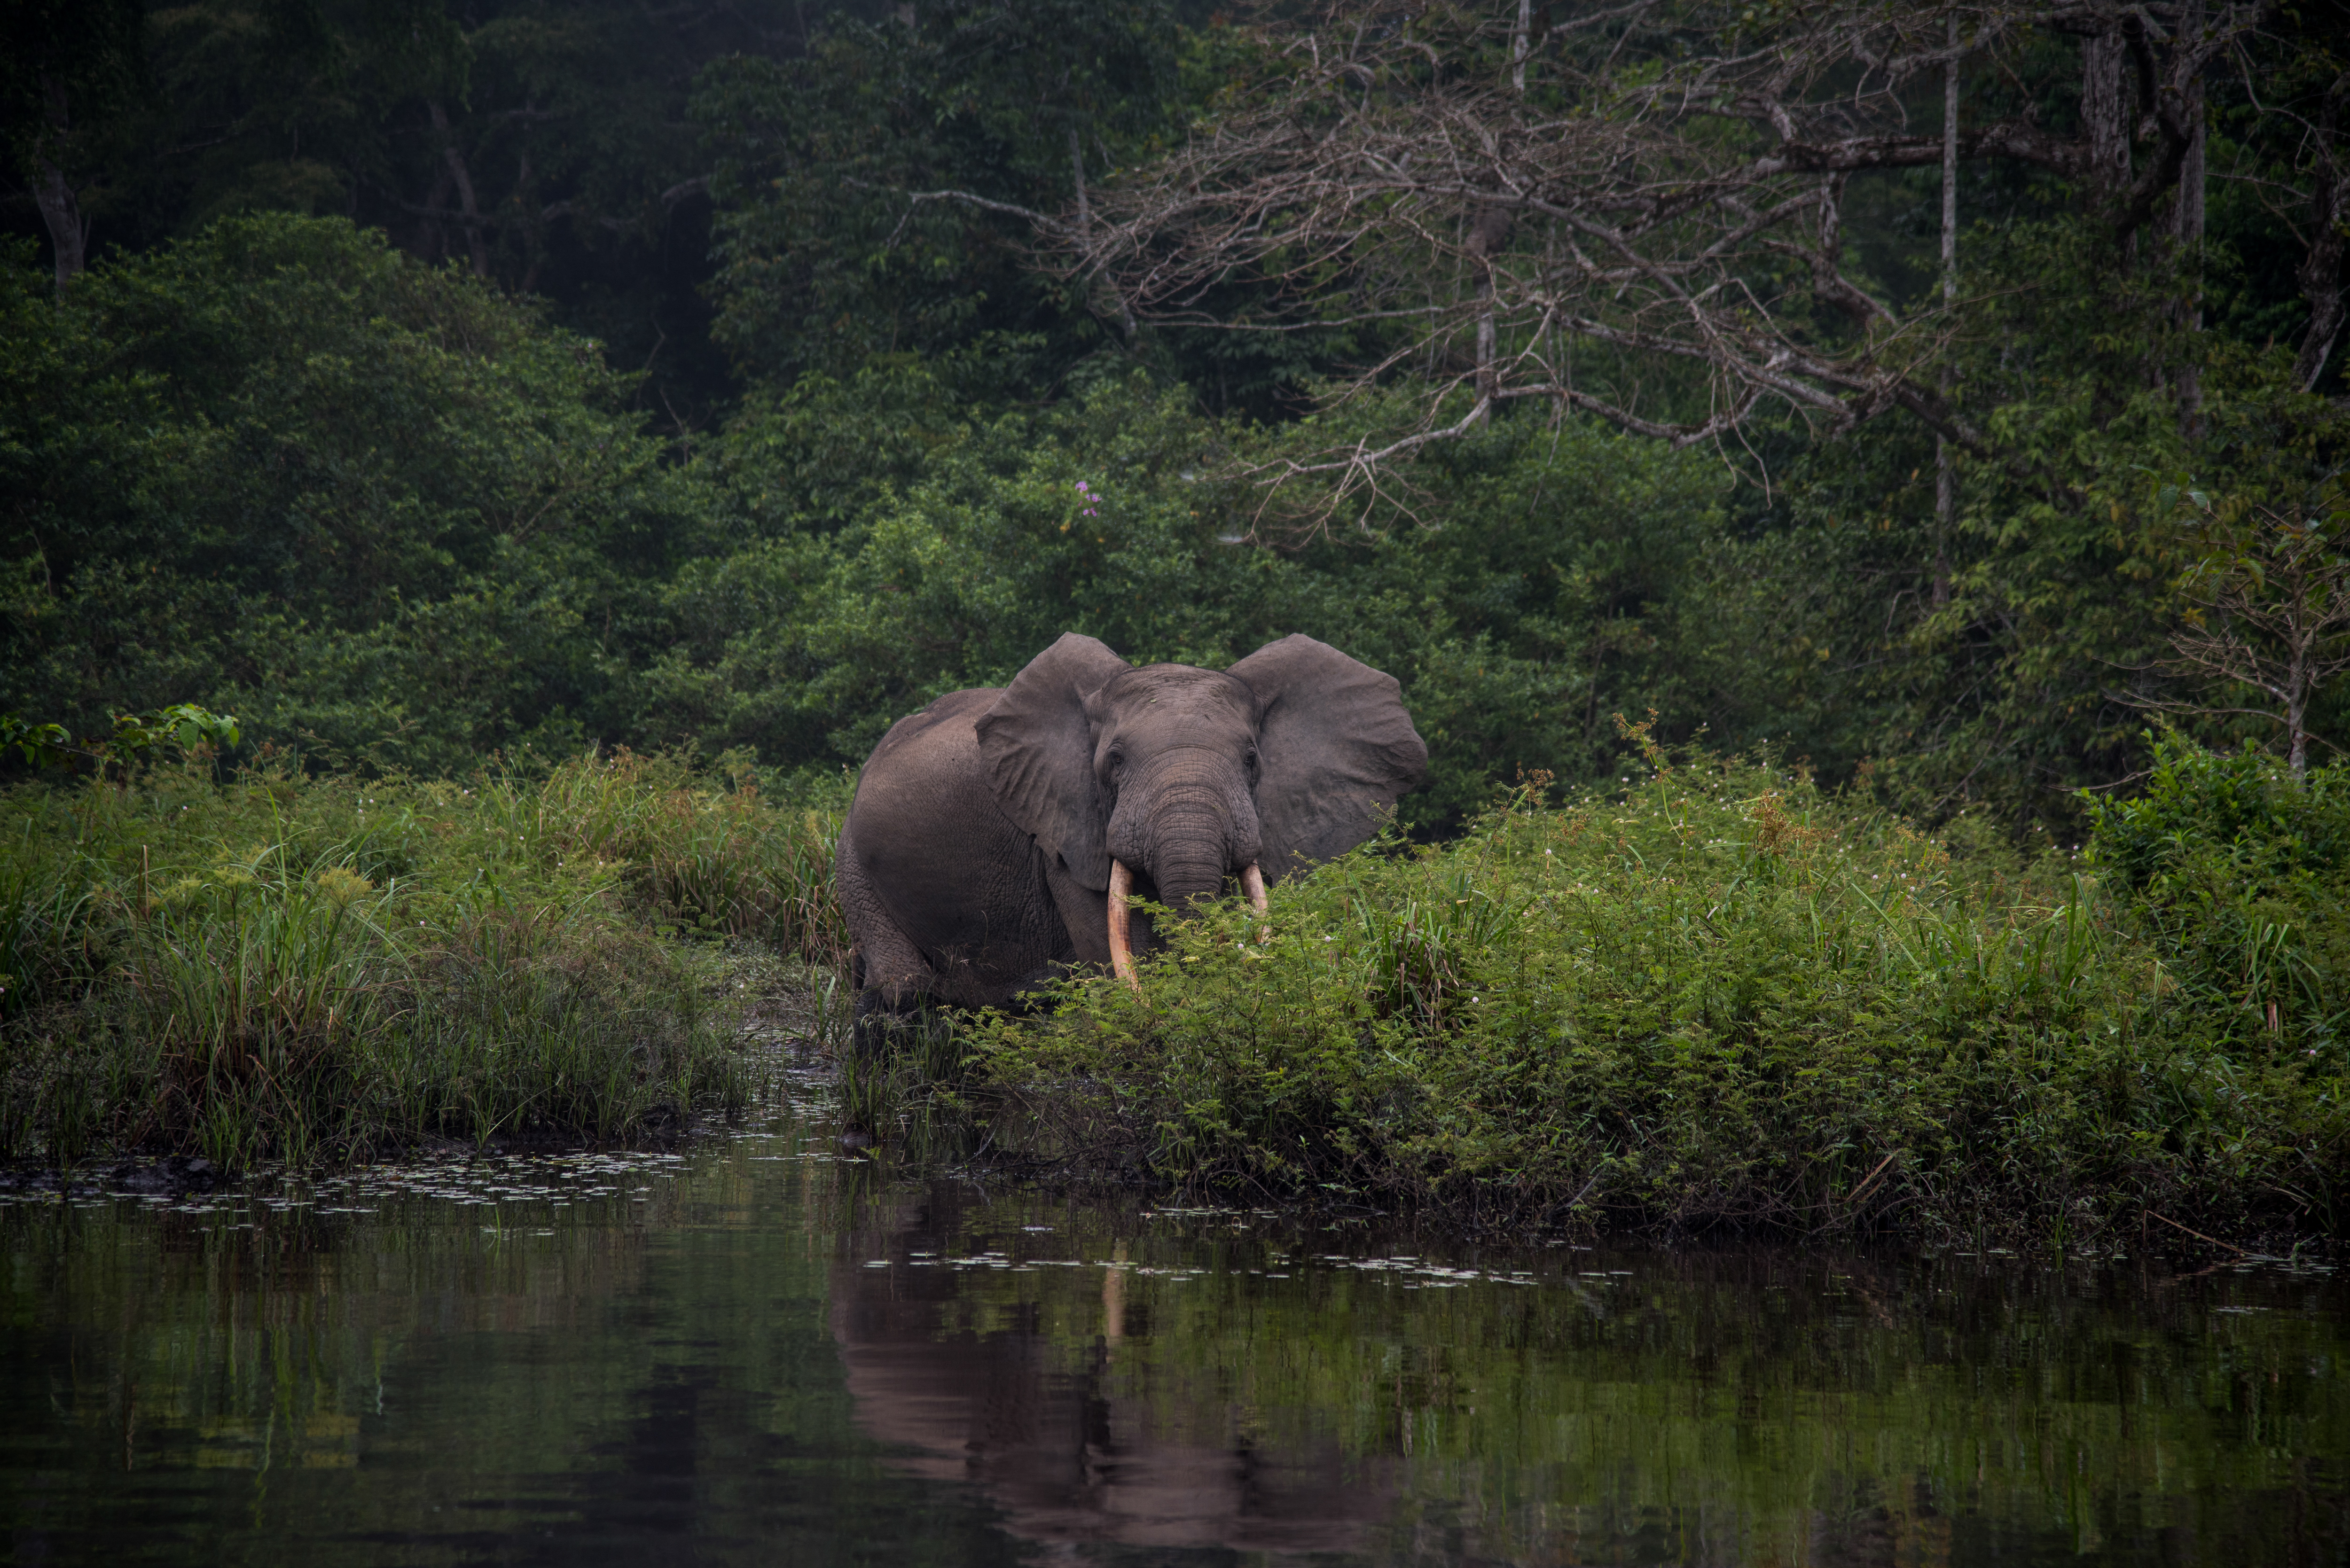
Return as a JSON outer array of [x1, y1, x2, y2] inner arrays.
[[1145, 790, 1235, 910]]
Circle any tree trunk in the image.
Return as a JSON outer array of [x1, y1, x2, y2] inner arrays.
[[1069, 128, 1136, 343], [1503, 0, 1530, 400], [429, 100, 490, 278], [2173, 0, 2207, 434], [2295, 77, 2350, 394], [32, 76, 86, 292], [1934, 16, 1958, 604], [415, 165, 453, 262], [1475, 307, 1496, 415], [2081, 30, 2132, 218], [1067, 127, 1091, 235], [2288, 643, 2310, 780], [513, 145, 541, 295], [1468, 205, 1512, 423], [33, 158, 86, 293]]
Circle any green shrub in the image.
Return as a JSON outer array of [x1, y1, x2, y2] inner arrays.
[[971, 755, 2349, 1245], [2087, 733, 2350, 1046]]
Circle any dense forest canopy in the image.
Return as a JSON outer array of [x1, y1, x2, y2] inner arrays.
[[4, 0, 2348, 835]]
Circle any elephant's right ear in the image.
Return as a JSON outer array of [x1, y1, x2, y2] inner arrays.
[[975, 633, 1131, 891]]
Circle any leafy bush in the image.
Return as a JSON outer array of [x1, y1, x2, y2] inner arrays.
[[2087, 732, 2350, 1047], [970, 753, 2349, 1245], [5, 220, 1750, 824]]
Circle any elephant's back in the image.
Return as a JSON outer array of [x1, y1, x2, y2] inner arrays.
[[848, 687, 1003, 816], [838, 688, 1054, 985]]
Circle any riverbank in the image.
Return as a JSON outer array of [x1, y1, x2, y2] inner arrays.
[[953, 748, 2349, 1252], [12, 741, 2344, 1253], [0, 753, 848, 1169]]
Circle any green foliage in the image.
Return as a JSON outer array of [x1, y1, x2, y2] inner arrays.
[[692, 5, 1348, 413], [0, 0, 146, 171], [2088, 732, 2350, 1049], [695, 0, 1184, 391], [0, 715, 70, 771], [106, 703, 241, 759], [7, 0, 2350, 1255], [2, 221, 1741, 822], [19, 0, 818, 419], [1734, 222, 2350, 827], [640, 368, 1738, 829], [0, 214, 705, 773], [1, 702, 239, 772], [10, 2, 2348, 841], [970, 756, 2347, 1244], [0, 752, 849, 1166]]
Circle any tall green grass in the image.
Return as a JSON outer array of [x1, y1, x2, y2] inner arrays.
[[969, 757, 2350, 1247], [0, 751, 849, 1168]]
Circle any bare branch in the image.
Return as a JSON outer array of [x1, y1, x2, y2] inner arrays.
[[2294, 73, 2350, 392], [1039, 2, 2252, 505], [2157, 496, 2350, 775], [846, 179, 1070, 249], [856, 1, 2292, 520]]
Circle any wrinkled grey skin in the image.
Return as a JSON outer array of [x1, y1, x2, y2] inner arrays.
[[835, 632, 1427, 1046]]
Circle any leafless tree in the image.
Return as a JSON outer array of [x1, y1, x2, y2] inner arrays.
[[2282, 73, 2350, 395], [2158, 488, 2350, 778], [1032, 0, 2269, 524], [835, 0, 2343, 531]]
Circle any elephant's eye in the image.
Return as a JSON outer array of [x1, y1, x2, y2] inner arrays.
[[1245, 749, 1261, 779], [1105, 749, 1125, 775]]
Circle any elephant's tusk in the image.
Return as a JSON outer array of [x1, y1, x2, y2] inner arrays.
[[1239, 862, 1271, 944], [1106, 859, 1140, 988]]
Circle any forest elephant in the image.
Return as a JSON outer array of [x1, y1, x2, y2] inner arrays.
[[834, 632, 1428, 1046]]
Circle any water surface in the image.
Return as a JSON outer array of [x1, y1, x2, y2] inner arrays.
[[2, 1092, 2344, 1565]]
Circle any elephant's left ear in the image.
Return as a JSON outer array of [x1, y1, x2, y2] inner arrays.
[[976, 632, 1132, 891], [1227, 634, 1428, 882]]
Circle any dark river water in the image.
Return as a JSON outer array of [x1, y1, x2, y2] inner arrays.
[[2, 1088, 2345, 1566]]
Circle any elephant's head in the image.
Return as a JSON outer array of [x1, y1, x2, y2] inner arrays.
[[973, 632, 1428, 973]]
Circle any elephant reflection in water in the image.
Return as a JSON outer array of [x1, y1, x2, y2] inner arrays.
[[828, 631, 1422, 1544], [828, 1248, 1399, 1554]]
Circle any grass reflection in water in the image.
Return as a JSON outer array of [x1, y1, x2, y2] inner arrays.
[[0, 1116, 2343, 1566]]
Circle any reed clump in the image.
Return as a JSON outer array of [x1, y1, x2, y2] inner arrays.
[[0, 751, 849, 1169], [968, 751, 2350, 1249]]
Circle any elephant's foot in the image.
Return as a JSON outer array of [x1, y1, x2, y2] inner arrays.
[[851, 984, 946, 1059]]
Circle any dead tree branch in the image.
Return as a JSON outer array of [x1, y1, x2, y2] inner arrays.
[[2159, 490, 2350, 777], [1018, 0, 2275, 525]]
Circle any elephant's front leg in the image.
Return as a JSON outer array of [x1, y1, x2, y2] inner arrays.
[[837, 834, 943, 1055]]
